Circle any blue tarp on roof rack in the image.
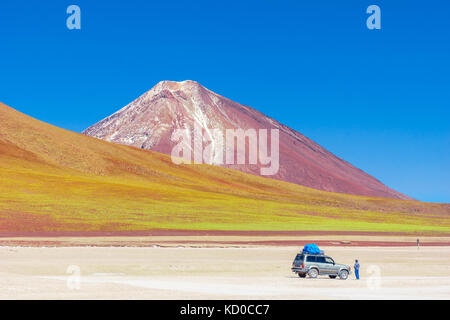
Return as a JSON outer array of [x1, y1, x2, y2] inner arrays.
[[302, 243, 322, 254]]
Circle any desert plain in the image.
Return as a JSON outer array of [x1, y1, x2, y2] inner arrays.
[[0, 235, 449, 300]]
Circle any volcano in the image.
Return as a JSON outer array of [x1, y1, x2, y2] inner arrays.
[[83, 80, 411, 200]]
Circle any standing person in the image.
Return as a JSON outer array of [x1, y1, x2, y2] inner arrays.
[[354, 259, 360, 280], [417, 238, 420, 249]]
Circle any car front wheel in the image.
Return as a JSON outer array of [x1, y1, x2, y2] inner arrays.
[[308, 268, 318, 278], [339, 270, 349, 280]]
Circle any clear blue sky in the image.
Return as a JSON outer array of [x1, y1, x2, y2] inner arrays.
[[0, 0, 449, 202]]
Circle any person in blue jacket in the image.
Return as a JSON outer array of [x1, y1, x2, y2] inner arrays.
[[354, 259, 360, 280]]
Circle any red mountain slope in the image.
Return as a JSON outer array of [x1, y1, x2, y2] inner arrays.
[[83, 80, 412, 200]]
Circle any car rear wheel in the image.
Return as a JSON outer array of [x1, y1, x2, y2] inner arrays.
[[329, 275, 337, 279], [298, 273, 306, 278], [339, 270, 349, 280], [308, 268, 318, 278]]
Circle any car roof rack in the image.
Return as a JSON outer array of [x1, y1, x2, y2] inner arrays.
[[301, 250, 325, 255]]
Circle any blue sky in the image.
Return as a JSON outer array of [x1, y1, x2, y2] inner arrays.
[[0, 0, 449, 202]]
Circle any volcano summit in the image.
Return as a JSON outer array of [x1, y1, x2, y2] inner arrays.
[[83, 80, 411, 200]]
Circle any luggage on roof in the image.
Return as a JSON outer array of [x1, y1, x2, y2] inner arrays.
[[302, 243, 324, 255]]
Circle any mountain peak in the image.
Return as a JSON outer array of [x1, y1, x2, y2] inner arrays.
[[152, 80, 203, 91], [158, 80, 200, 85], [83, 82, 412, 200]]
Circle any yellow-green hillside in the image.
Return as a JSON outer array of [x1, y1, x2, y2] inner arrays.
[[0, 102, 449, 234]]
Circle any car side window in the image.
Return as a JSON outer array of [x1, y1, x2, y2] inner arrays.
[[325, 257, 334, 264], [306, 256, 316, 262], [316, 256, 326, 263]]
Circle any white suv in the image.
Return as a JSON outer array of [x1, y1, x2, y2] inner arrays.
[[291, 253, 351, 279]]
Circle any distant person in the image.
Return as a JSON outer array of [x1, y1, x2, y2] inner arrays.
[[417, 238, 420, 249], [354, 259, 360, 280]]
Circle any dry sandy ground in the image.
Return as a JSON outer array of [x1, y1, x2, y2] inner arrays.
[[1, 234, 449, 247], [0, 245, 449, 299]]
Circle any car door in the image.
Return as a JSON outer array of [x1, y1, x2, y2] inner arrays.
[[305, 255, 318, 271], [323, 256, 337, 274], [292, 254, 304, 268], [315, 256, 328, 274]]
